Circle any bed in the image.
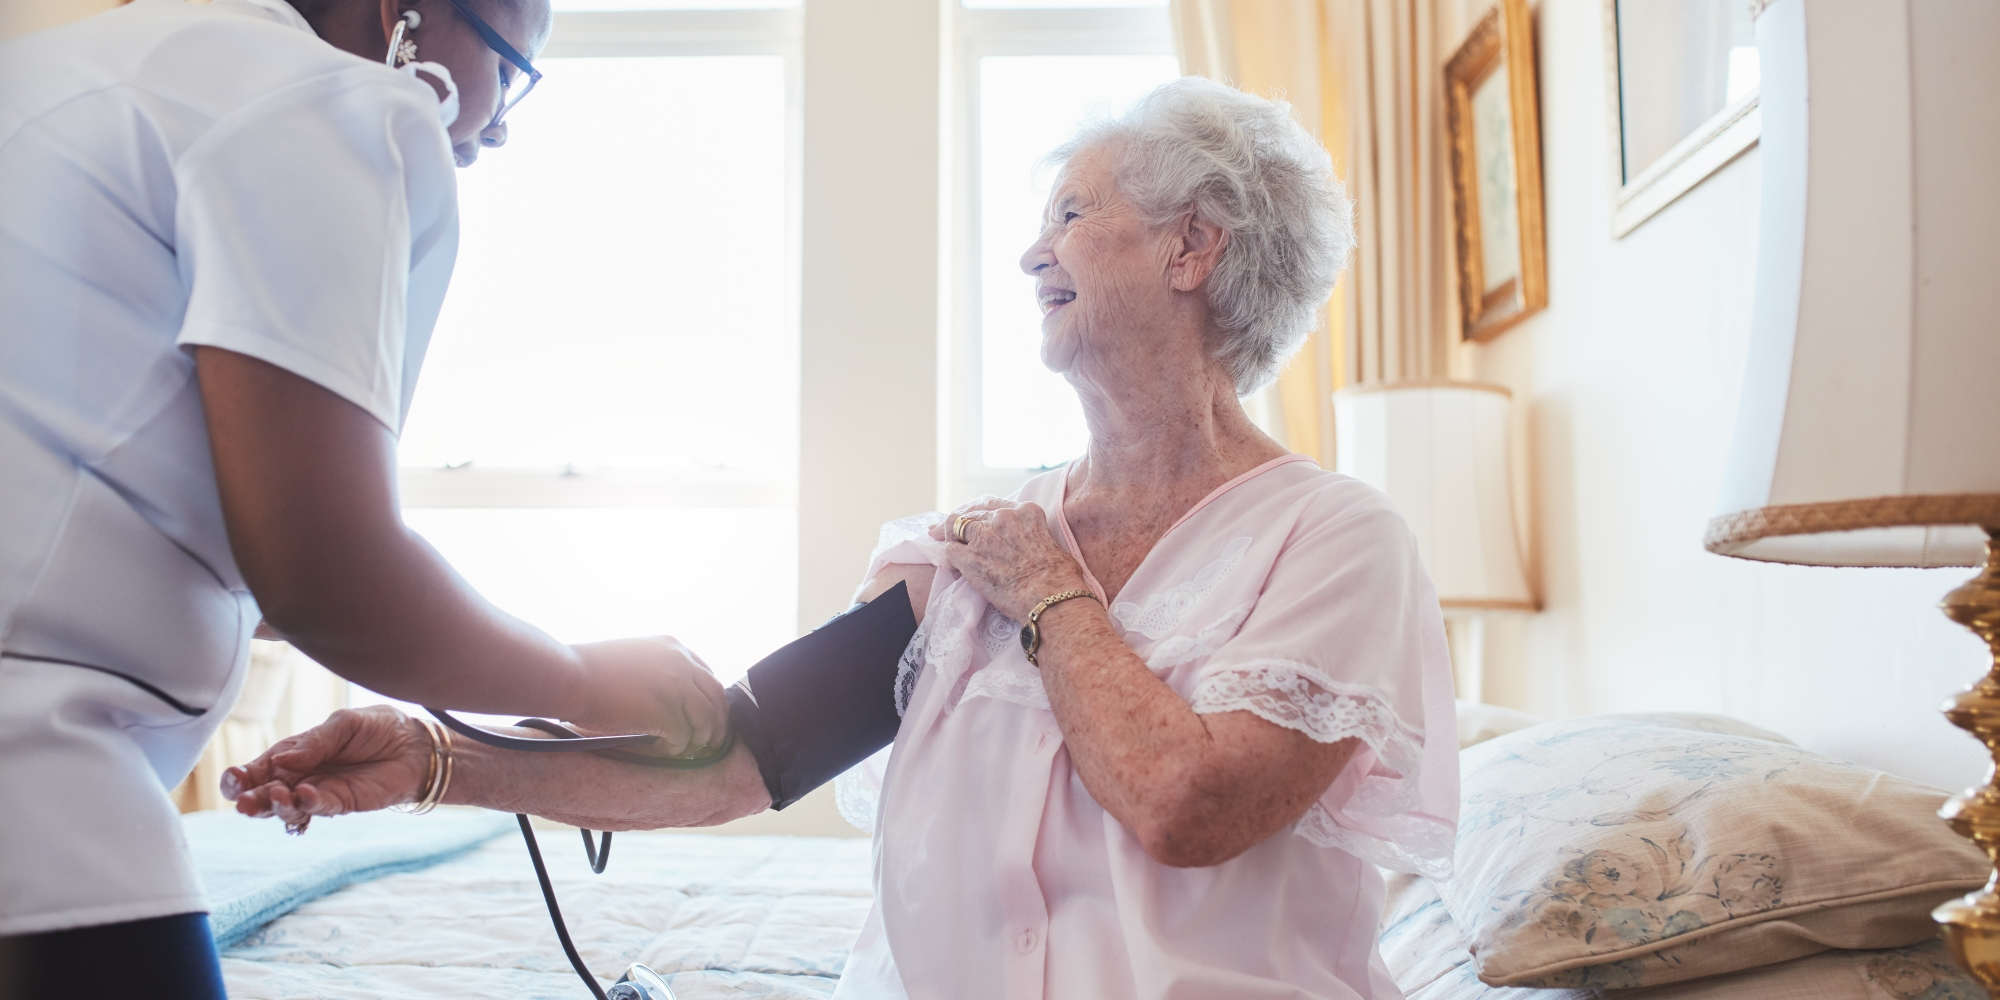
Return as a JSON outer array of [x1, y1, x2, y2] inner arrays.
[[217, 828, 870, 999], [206, 705, 1991, 999]]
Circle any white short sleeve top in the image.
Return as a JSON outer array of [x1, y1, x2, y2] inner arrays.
[[0, 0, 457, 935]]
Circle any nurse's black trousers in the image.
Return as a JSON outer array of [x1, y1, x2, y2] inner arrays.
[[0, 911, 227, 999]]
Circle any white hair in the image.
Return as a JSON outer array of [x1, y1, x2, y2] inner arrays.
[[1050, 76, 1355, 396]]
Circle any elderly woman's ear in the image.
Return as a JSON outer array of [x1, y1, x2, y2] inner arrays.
[[1167, 213, 1229, 293]]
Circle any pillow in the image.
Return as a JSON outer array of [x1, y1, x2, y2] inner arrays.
[[1444, 714, 1987, 989], [1377, 867, 1986, 1000], [1406, 938, 1985, 1000], [183, 807, 514, 947]]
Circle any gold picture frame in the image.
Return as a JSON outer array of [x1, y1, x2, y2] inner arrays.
[[1444, 0, 1548, 343]]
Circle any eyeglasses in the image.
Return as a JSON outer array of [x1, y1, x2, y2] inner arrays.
[[441, 0, 542, 127]]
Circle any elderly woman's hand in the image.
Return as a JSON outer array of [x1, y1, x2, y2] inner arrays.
[[222, 705, 432, 831], [930, 498, 1092, 621]]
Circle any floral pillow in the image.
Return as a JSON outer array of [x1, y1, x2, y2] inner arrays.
[[1405, 938, 1985, 1000], [1443, 714, 1988, 989]]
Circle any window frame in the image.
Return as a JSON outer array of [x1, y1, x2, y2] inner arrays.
[[944, 6, 1176, 506], [399, 7, 805, 511]]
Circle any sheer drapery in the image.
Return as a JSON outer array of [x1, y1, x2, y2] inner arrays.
[[1170, 0, 1457, 463], [172, 642, 349, 813]]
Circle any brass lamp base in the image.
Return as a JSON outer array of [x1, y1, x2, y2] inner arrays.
[[1936, 530, 2000, 995]]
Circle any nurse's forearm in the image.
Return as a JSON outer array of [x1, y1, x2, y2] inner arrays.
[[195, 347, 592, 717], [445, 733, 771, 831]]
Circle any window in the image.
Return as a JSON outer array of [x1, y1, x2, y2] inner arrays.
[[365, 10, 802, 715], [948, 6, 1179, 502]]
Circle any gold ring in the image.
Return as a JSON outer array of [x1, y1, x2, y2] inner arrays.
[[953, 514, 976, 543]]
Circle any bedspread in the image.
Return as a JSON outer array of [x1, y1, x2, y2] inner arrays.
[[221, 831, 873, 1000]]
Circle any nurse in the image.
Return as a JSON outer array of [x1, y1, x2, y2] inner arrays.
[[0, 0, 729, 995]]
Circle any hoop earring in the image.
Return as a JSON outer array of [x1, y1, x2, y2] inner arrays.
[[384, 10, 421, 68]]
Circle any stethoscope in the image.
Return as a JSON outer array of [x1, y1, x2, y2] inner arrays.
[[428, 708, 737, 1000]]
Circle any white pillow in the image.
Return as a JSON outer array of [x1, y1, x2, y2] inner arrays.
[[1443, 714, 1987, 989]]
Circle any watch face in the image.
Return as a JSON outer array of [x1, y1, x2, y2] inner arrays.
[[1020, 623, 1035, 654]]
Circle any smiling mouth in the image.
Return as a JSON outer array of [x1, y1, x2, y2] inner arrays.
[[1038, 289, 1076, 313]]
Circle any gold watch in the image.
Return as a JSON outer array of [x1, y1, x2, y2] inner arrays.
[[1019, 588, 1100, 666]]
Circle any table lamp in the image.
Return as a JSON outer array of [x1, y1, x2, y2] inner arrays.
[[1335, 381, 1535, 700], [1702, 0, 2000, 988]]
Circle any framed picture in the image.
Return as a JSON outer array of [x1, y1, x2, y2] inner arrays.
[[1603, 0, 1762, 237], [1444, 0, 1548, 344]]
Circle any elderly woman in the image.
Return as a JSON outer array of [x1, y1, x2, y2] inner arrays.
[[227, 77, 1457, 1000]]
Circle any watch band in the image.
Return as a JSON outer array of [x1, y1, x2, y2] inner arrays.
[[1019, 588, 1100, 666]]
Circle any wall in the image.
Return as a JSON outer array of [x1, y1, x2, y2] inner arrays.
[[1455, 0, 1988, 790], [796, 0, 943, 631], [2, 0, 123, 40]]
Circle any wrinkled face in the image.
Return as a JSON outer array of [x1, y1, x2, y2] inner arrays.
[[403, 0, 552, 166], [1018, 145, 1180, 382]]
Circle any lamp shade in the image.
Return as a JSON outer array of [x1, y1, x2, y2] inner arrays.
[[1335, 381, 1534, 611], [1706, 0, 2000, 568]]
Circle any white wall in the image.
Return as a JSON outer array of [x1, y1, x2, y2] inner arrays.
[[3, 0, 122, 40], [796, 0, 943, 630], [1461, 0, 1989, 791]]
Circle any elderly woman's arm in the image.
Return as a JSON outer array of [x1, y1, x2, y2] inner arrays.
[[226, 705, 772, 831], [1032, 602, 1357, 867], [932, 502, 1358, 869]]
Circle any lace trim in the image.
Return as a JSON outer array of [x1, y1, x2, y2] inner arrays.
[[873, 512, 945, 556], [978, 605, 1021, 659], [1295, 802, 1455, 880], [894, 620, 927, 718], [834, 765, 880, 834], [1189, 660, 1418, 750], [1191, 661, 1452, 877], [1112, 536, 1252, 639], [1144, 600, 1254, 672], [960, 666, 1050, 711]]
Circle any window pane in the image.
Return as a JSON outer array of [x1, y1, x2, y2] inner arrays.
[[964, 0, 1164, 9], [399, 57, 796, 479], [400, 508, 795, 682], [978, 55, 1180, 469], [553, 0, 797, 10], [352, 508, 795, 720]]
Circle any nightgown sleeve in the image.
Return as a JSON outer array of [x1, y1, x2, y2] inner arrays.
[[1187, 479, 1459, 878]]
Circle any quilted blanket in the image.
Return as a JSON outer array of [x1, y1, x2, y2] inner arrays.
[[221, 831, 873, 1000]]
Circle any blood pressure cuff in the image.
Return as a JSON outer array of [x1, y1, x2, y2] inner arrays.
[[726, 581, 917, 810]]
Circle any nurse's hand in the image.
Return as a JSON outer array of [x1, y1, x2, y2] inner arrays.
[[223, 706, 430, 826], [568, 637, 731, 757]]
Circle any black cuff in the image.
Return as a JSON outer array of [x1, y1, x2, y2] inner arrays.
[[725, 581, 918, 811]]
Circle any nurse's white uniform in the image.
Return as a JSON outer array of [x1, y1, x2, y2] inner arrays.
[[0, 0, 457, 935]]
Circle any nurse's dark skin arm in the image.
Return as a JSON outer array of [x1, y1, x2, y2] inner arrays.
[[226, 567, 935, 827], [196, 348, 728, 753]]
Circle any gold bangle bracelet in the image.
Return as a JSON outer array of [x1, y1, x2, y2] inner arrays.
[[396, 717, 450, 815]]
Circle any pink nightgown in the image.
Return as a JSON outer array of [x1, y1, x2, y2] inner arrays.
[[832, 455, 1457, 1000]]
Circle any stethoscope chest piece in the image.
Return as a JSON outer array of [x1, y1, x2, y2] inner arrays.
[[607, 964, 676, 1000]]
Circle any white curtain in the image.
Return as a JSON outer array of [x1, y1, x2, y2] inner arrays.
[[1170, 0, 1457, 437]]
